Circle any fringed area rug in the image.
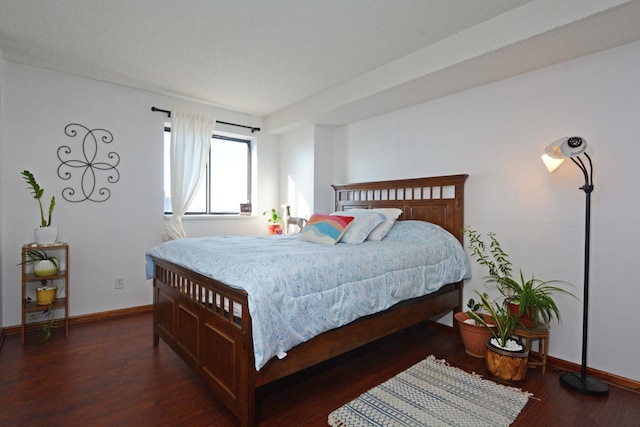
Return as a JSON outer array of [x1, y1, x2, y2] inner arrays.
[[328, 355, 532, 427]]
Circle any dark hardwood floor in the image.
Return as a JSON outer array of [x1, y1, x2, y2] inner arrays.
[[1, 312, 639, 426]]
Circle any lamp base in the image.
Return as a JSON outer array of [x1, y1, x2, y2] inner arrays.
[[559, 372, 609, 396]]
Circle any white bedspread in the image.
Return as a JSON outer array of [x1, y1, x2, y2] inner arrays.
[[146, 221, 470, 370]]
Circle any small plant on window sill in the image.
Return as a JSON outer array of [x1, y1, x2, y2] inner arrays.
[[262, 208, 282, 224], [263, 208, 283, 234]]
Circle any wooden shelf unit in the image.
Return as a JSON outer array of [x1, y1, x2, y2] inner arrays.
[[21, 243, 69, 344]]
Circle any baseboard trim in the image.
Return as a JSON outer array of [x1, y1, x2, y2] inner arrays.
[[2, 305, 153, 336], [547, 355, 640, 392], [3, 309, 638, 392], [427, 319, 639, 392], [69, 304, 153, 325]]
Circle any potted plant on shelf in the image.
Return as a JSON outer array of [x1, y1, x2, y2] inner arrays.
[[263, 208, 283, 234], [463, 227, 574, 329], [454, 294, 496, 358], [19, 248, 59, 305], [24, 292, 57, 344], [466, 291, 529, 383], [21, 170, 57, 244]]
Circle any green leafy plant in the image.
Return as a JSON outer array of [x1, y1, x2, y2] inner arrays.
[[466, 294, 487, 313], [466, 290, 520, 349], [24, 292, 57, 344], [18, 249, 59, 271], [21, 170, 55, 228], [463, 227, 574, 327], [463, 293, 490, 326], [262, 208, 282, 224]]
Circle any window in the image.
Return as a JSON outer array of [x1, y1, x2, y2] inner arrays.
[[164, 128, 252, 214]]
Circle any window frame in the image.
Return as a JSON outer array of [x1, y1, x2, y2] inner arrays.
[[163, 126, 253, 216]]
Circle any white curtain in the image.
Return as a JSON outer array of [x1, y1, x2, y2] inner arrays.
[[162, 110, 216, 241]]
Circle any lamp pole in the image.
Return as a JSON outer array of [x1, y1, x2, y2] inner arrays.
[[558, 153, 608, 395]]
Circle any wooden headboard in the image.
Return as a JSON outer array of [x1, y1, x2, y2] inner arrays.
[[332, 174, 468, 243]]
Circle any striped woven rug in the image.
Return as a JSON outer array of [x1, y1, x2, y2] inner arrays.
[[328, 355, 532, 427]]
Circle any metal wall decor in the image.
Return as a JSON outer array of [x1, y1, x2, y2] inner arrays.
[[57, 123, 120, 203]]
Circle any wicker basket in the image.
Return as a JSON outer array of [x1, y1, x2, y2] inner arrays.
[[486, 338, 529, 383]]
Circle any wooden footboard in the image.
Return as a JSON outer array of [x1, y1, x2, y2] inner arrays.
[[153, 256, 462, 426], [152, 258, 256, 425]]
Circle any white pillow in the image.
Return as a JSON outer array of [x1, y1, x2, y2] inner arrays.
[[366, 208, 403, 241], [330, 210, 384, 244]]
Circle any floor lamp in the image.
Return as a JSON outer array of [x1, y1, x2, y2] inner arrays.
[[541, 136, 609, 396]]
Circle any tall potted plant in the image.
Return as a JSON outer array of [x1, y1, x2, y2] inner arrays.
[[466, 291, 529, 383], [21, 170, 57, 244], [464, 227, 574, 328]]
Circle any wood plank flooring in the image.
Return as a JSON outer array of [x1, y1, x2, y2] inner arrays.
[[1, 312, 639, 426]]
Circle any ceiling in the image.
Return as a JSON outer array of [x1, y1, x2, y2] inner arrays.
[[2, 0, 640, 133]]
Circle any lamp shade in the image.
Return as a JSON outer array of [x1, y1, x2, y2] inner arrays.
[[541, 154, 565, 172], [544, 136, 587, 159]]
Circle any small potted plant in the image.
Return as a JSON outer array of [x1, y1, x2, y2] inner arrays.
[[21, 170, 57, 244], [19, 248, 59, 305], [463, 227, 574, 328], [24, 294, 57, 344], [22, 248, 60, 277], [263, 208, 283, 234], [466, 291, 529, 383], [454, 294, 496, 358]]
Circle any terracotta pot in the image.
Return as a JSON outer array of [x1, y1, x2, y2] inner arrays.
[[267, 224, 282, 235], [508, 303, 536, 328], [454, 311, 496, 358], [485, 337, 529, 383]]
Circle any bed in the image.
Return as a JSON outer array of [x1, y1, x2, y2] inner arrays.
[[147, 174, 468, 426]]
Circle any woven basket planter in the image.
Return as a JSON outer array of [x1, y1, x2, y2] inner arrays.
[[486, 338, 529, 383]]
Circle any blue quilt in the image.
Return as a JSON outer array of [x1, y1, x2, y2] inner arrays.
[[146, 221, 470, 370]]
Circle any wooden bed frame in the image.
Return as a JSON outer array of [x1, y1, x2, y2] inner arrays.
[[151, 174, 468, 426]]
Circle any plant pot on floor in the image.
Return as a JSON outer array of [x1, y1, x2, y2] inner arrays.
[[486, 337, 529, 383], [454, 311, 496, 358]]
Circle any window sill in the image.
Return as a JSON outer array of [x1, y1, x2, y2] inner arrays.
[[163, 214, 256, 220]]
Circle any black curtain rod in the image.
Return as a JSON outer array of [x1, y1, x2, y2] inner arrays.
[[151, 107, 261, 133]]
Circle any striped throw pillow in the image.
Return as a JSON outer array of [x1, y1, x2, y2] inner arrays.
[[298, 214, 355, 245]]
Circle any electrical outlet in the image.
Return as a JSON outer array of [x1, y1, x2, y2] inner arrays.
[[115, 277, 124, 289]]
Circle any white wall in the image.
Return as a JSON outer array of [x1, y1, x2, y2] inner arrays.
[[0, 47, 5, 327], [313, 125, 336, 214], [1, 63, 280, 325], [278, 124, 340, 226], [280, 125, 314, 221], [330, 41, 640, 381]]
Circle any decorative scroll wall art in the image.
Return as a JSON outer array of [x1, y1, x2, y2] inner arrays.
[[57, 123, 120, 202]]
